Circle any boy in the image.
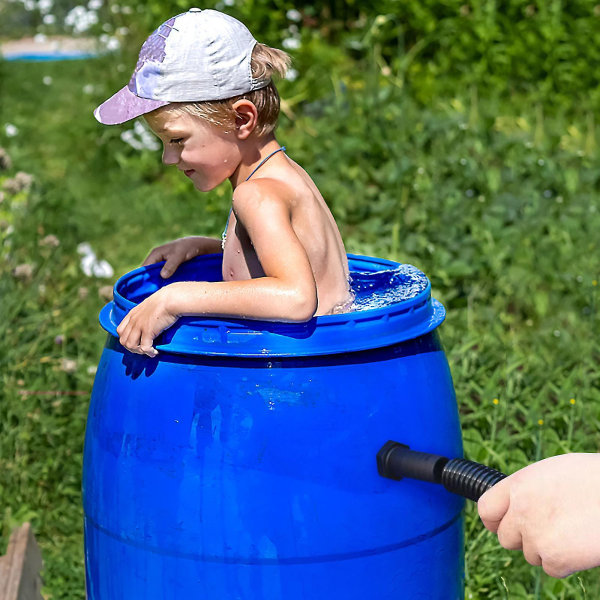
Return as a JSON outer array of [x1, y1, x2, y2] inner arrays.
[[94, 8, 353, 357]]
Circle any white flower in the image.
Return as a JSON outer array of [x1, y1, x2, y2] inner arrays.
[[43, 76, 53, 85], [83, 84, 94, 94], [100, 34, 120, 51], [121, 122, 160, 151], [285, 68, 298, 81], [77, 241, 93, 255], [78, 243, 114, 278], [282, 37, 301, 50], [286, 9, 302, 22], [23, 0, 35, 10], [105, 37, 120, 51], [116, 26, 129, 36], [5, 124, 18, 137], [34, 33, 47, 43], [65, 5, 98, 33], [42, 14, 56, 24], [60, 358, 78, 373], [91, 259, 114, 278], [81, 251, 113, 277], [37, 0, 53, 13], [88, 0, 102, 9], [223, 0, 235, 5], [121, 5, 132, 13], [121, 130, 144, 151], [110, 4, 120, 12]]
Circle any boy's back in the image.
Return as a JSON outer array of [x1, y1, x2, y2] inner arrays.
[[223, 152, 352, 315]]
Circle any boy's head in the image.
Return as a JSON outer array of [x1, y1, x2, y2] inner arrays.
[[94, 8, 290, 137]]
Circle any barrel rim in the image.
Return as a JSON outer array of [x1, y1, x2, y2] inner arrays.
[[99, 253, 446, 357]]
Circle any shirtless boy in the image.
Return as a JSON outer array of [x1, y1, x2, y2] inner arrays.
[[94, 8, 352, 357]]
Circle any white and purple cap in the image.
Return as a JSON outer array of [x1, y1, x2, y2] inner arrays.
[[94, 8, 269, 125]]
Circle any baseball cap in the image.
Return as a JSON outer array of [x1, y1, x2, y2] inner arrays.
[[94, 8, 269, 125]]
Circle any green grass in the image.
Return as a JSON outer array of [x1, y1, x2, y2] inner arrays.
[[1, 55, 599, 599]]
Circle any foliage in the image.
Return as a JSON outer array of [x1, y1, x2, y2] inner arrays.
[[1, 6, 600, 599], [3, 1, 600, 111]]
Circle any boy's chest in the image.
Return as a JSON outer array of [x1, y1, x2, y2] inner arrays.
[[221, 214, 265, 281]]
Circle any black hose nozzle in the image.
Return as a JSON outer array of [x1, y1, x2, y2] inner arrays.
[[376, 441, 507, 502]]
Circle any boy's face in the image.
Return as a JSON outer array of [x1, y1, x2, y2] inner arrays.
[[145, 109, 241, 192]]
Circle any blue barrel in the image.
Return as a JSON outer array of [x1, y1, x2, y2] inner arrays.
[[83, 254, 464, 599]]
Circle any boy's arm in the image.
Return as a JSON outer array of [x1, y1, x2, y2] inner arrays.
[[117, 181, 318, 355], [478, 453, 600, 578]]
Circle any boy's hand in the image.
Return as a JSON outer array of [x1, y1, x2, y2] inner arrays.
[[478, 453, 600, 578], [143, 236, 222, 279], [116, 287, 178, 357]]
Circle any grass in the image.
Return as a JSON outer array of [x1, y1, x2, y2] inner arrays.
[[1, 54, 599, 599]]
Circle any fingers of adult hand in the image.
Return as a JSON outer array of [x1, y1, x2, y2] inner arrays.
[[522, 539, 543, 568], [478, 478, 511, 533], [542, 556, 573, 579], [496, 515, 523, 551]]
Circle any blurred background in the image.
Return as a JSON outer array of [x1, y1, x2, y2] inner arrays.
[[1, 1, 599, 598]]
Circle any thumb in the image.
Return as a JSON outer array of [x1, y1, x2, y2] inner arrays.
[[477, 477, 511, 533]]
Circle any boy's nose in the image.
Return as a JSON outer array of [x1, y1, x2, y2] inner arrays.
[[162, 147, 178, 166]]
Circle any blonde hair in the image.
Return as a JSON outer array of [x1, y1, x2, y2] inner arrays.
[[156, 43, 291, 137]]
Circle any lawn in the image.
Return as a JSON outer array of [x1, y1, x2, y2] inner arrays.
[[1, 49, 599, 599]]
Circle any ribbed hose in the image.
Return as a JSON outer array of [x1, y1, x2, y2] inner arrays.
[[376, 441, 507, 502], [441, 458, 507, 502]]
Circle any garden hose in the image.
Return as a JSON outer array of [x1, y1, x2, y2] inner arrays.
[[376, 441, 507, 502]]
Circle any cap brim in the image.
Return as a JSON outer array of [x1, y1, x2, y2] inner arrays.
[[94, 85, 169, 125]]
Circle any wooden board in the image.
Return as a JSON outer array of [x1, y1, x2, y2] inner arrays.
[[0, 523, 43, 600]]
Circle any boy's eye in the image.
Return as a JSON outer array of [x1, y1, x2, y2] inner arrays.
[[169, 138, 184, 145]]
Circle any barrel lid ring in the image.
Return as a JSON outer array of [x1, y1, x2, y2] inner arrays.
[[100, 254, 445, 357]]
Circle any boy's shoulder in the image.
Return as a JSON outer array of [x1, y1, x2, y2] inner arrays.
[[232, 177, 295, 214]]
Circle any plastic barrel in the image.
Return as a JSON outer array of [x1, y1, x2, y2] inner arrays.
[[82, 254, 464, 600]]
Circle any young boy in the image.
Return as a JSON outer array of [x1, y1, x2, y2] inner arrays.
[[94, 8, 353, 357]]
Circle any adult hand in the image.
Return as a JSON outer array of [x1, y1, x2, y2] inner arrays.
[[142, 236, 222, 279], [478, 453, 600, 578]]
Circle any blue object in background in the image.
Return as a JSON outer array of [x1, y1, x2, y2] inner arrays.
[[1, 51, 98, 61], [83, 254, 464, 599]]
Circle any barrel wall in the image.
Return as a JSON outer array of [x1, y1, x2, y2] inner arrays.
[[83, 332, 464, 599]]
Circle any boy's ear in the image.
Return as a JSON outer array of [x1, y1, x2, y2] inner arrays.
[[231, 99, 258, 139]]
